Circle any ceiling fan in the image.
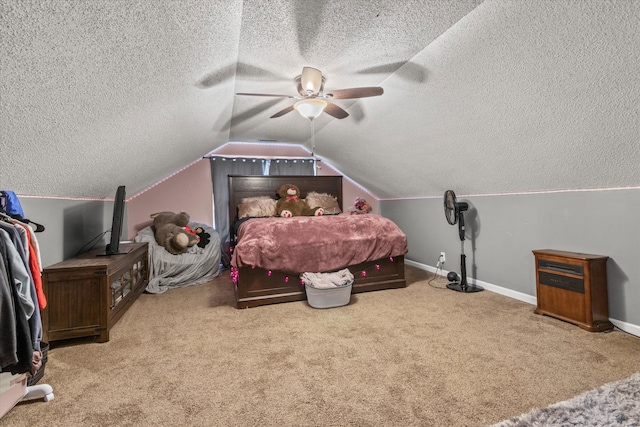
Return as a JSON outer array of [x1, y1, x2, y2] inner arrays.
[[236, 66, 383, 120]]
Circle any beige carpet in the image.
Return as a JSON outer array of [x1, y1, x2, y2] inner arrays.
[[3, 266, 640, 427]]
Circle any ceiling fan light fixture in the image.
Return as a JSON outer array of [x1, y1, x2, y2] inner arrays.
[[294, 99, 327, 120], [300, 67, 323, 94]]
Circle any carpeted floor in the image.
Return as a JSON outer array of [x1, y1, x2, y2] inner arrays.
[[2, 265, 640, 426]]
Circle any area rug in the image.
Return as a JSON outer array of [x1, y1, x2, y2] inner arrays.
[[491, 371, 640, 426]]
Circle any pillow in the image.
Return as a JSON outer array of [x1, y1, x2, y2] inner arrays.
[[305, 192, 342, 214], [237, 197, 277, 218], [241, 195, 274, 203]]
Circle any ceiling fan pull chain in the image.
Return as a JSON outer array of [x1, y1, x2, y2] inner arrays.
[[310, 119, 316, 156]]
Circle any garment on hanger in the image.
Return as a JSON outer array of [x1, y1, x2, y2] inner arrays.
[[0, 194, 46, 374], [0, 231, 36, 375], [0, 215, 46, 310], [0, 223, 43, 350], [5, 221, 45, 310]]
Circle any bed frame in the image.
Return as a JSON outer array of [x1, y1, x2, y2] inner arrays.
[[228, 175, 406, 309]]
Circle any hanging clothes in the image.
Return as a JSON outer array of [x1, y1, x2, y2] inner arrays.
[[0, 222, 43, 351], [0, 230, 36, 375], [0, 192, 50, 420], [0, 191, 45, 375], [4, 220, 46, 310], [0, 197, 45, 310]]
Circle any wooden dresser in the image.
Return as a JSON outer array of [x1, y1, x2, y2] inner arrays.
[[533, 249, 613, 332], [42, 242, 148, 344]]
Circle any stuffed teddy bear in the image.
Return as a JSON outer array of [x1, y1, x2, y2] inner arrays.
[[351, 197, 372, 214], [276, 184, 324, 218], [151, 211, 199, 254]]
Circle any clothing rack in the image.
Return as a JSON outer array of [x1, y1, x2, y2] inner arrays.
[[0, 373, 54, 418], [0, 198, 45, 232], [0, 196, 54, 419]]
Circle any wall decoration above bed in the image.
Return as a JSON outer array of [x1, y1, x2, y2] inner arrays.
[[228, 175, 407, 308]]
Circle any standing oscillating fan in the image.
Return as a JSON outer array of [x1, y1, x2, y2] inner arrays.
[[443, 190, 483, 293]]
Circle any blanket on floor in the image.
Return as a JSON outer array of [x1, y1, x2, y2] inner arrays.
[[134, 222, 221, 293]]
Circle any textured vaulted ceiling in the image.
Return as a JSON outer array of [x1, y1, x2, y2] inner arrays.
[[1, 0, 638, 200]]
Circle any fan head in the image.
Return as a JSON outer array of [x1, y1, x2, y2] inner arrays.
[[444, 190, 458, 225]]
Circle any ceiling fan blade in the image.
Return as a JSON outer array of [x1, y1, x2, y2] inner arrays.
[[270, 105, 295, 118], [324, 102, 349, 119], [324, 87, 384, 100], [236, 92, 296, 98]]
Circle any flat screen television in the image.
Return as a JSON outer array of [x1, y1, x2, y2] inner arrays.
[[103, 185, 129, 256]]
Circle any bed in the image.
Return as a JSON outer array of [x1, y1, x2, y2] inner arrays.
[[134, 222, 221, 293], [229, 175, 407, 309]]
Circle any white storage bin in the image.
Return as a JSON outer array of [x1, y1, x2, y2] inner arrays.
[[305, 282, 352, 308]]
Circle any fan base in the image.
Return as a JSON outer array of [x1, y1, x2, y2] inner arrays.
[[446, 282, 484, 293]]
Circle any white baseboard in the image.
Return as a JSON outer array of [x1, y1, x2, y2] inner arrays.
[[609, 319, 640, 338], [405, 259, 639, 338]]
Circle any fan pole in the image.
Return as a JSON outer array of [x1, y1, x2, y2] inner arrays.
[[460, 253, 469, 288], [460, 241, 468, 287], [446, 256, 483, 293], [446, 222, 483, 293]]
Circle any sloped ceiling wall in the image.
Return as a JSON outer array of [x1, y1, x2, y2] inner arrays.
[[320, 0, 640, 198], [1, 0, 243, 199], [1, 0, 638, 200]]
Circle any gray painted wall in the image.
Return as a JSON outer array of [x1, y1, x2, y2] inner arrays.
[[19, 198, 125, 268], [17, 188, 639, 331], [381, 189, 639, 329]]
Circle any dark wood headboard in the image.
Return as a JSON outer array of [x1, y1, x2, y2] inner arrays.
[[228, 175, 343, 224]]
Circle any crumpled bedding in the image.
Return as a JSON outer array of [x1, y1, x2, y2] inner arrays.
[[301, 269, 354, 289], [231, 214, 408, 274], [134, 222, 221, 294]]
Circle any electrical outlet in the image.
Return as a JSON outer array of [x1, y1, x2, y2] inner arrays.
[[440, 252, 446, 263]]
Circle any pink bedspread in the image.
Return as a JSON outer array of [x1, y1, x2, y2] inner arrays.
[[231, 214, 408, 274]]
